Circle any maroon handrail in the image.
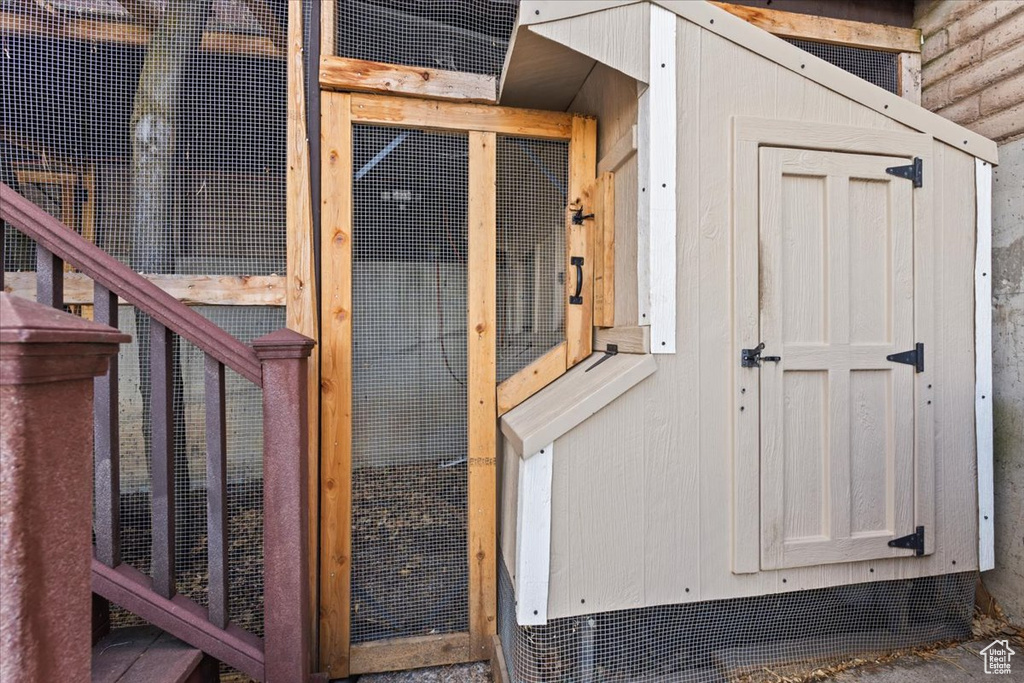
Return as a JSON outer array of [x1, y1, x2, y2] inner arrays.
[[0, 182, 262, 385]]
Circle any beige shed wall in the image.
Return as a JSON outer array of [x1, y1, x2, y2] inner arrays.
[[533, 20, 980, 621]]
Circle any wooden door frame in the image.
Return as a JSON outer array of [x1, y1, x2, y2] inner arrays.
[[730, 117, 934, 576], [315, 92, 595, 677]]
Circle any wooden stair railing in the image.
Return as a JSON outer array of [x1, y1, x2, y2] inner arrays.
[[1, 182, 316, 683]]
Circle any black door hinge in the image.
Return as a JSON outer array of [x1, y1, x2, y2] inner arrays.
[[888, 526, 925, 556], [885, 157, 923, 188], [886, 342, 924, 373]]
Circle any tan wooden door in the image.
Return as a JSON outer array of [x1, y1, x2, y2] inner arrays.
[[757, 147, 930, 570]]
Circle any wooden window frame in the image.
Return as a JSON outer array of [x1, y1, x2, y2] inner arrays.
[[316, 92, 596, 677]]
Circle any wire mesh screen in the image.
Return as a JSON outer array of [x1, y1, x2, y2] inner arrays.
[[785, 38, 900, 94], [496, 136, 567, 383], [498, 559, 975, 683], [1, 0, 287, 642], [334, 0, 518, 76], [350, 124, 470, 643]]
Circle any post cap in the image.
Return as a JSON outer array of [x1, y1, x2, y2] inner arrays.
[[0, 293, 130, 346], [252, 328, 315, 360]]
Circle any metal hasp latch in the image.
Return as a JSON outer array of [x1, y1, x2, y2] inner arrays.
[[586, 344, 618, 372], [887, 342, 924, 373], [571, 206, 595, 225], [885, 157, 923, 188], [569, 256, 584, 305], [888, 526, 925, 556], [741, 342, 781, 368]]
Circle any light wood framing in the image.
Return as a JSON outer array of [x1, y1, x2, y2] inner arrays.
[[592, 171, 616, 328], [318, 91, 353, 679], [1, 11, 280, 57], [497, 342, 567, 417], [594, 326, 650, 355], [320, 0, 336, 57], [711, 2, 921, 53], [3, 272, 286, 306], [467, 130, 498, 659], [898, 52, 922, 105], [566, 116, 597, 367], [285, 0, 320, 666], [349, 94, 574, 139], [350, 634, 472, 675], [320, 55, 497, 104]]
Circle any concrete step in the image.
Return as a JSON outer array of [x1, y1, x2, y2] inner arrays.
[[92, 625, 217, 683]]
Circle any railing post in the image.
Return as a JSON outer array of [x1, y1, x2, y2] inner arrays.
[[0, 293, 129, 681], [252, 329, 315, 683]]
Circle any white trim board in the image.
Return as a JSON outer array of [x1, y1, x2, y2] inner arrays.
[[975, 158, 994, 572], [646, 3, 677, 352], [515, 443, 554, 625]]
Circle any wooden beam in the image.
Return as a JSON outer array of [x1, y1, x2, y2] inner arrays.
[[497, 342, 567, 417], [898, 51, 922, 105], [3, 272, 286, 306], [1, 11, 280, 57], [320, 55, 497, 104], [318, 91, 353, 680], [490, 635, 510, 683], [320, 0, 335, 57], [285, 0, 320, 670], [711, 2, 921, 53], [467, 130, 498, 660], [242, 0, 286, 55], [349, 633, 472, 675], [594, 325, 650, 355], [565, 115, 597, 367], [592, 171, 615, 328], [349, 94, 575, 140]]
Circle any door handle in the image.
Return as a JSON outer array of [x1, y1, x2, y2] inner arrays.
[[741, 342, 781, 367], [569, 256, 584, 305]]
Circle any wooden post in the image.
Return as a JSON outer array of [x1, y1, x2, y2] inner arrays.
[[0, 293, 128, 682], [253, 328, 316, 683], [467, 131, 498, 659]]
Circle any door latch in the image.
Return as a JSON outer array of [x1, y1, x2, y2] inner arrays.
[[741, 342, 781, 368], [571, 206, 595, 225]]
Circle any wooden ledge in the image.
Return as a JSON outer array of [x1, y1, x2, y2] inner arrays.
[[320, 55, 497, 104], [711, 2, 921, 53], [501, 351, 656, 458]]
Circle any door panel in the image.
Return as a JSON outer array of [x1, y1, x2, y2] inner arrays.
[[759, 147, 919, 570]]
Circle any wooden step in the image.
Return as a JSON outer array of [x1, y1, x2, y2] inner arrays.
[[92, 625, 217, 683]]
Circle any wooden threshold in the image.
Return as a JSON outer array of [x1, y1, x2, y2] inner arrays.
[[321, 55, 497, 104], [490, 634, 510, 683], [711, 2, 921, 53], [497, 342, 567, 417], [349, 633, 474, 675], [3, 272, 285, 306], [349, 94, 575, 140]]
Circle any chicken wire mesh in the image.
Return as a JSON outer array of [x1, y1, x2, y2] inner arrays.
[[350, 124, 470, 643], [496, 136, 568, 383], [334, 0, 518, 76], [1, 0, 287, 640], [785, 38, 900, 95], [498, 559, 975, 683]]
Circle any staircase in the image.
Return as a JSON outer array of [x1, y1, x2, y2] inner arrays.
[[0, 182, 318, 682], [93, 627, 217, 683]]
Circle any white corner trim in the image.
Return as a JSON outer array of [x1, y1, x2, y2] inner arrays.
[[975, 158, 995, 572], [515, 444, 554, 626], [647, 4, 677, 353]]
